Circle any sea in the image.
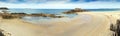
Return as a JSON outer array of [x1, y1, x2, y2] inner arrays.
[[9, 9, 120, 14], [8, 9, 120, 24]]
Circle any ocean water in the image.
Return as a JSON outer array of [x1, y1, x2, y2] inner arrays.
[[9, 9, 120, 14], [9, 9, 71, 14], [8, 9, 120, 24]]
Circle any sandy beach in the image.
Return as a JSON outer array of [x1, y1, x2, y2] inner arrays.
[[0, 11, 120, 36]]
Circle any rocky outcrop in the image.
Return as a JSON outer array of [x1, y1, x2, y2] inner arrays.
[[0, 31, 4, 36], [31, 13, 48, 17], [110, 19, 120, 36], [0, 7, 9, 10], [30, 13, 64, 18], [63, 8, 87, 14], [0, 13, 65, 19], [1, 13, 25, 19], [1, 14, 19, 19], [11, 13, 27, 16], [0, 7, 65, 19], [0, 29, 11, 36]]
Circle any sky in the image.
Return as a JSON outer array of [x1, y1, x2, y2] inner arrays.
[[0, 0, 120, 9]]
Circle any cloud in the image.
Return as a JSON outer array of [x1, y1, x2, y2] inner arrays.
[[39, 2, 120, 9], [1, 0, 120, 4], [0, 1, 120, 9], [5, 0, 18, 3], [0, 0, 70, 3], [22, 0, 47, 3]]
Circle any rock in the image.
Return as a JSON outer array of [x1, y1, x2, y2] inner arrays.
[[1, 14, 21, 19], [63, 8, 87, 14], [31, 13, 47, 17], [110, 19, 120, 36], [11, 13, 27, 16], [0, 31, 4, 36], [30, 13, 64, 18], [2, 14, 14, 19], [50, 15, 64, 18], [0, 29, 5, 36], [11, 13, 26, 15], [48, 14, 55, 17], [0, 7, 9, 10]]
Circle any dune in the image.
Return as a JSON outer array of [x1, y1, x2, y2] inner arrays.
[[0, 11, 120, 36]]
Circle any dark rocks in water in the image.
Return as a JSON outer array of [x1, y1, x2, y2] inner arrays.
[[11, 13, 26, 15], [50, 15, 64, 18], [63, 8, 87, 14], [0, 7, 9, 10], [1, 14, 18, 19], [31, 13, 48, 17], [30, 13, 64, 18], [11, 13, 27, 16], [0, 12, 65, 19], [0, 7, 66, 19], [1, 13, 23, 19], [48, 14, 56, 17]]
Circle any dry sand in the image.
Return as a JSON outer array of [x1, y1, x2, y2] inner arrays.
[[0, 11, 120, 36]]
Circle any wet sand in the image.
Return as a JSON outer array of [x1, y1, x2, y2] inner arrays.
[[0, 11, 120, 36]]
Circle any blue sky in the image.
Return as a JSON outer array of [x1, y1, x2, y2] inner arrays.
[[0, 0, 119, 3], [0, 0, 120, 9]]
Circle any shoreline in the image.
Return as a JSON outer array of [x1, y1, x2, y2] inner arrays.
[[0, 11, 120, 36]]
